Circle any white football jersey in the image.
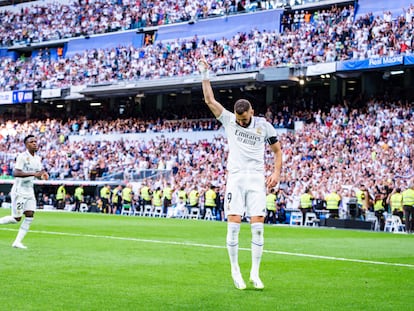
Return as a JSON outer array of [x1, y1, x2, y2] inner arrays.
[[11, 150, 43, 198], [218, 109, 278, 173]]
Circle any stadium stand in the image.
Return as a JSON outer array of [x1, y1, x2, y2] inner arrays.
[[0, 0, 413, 229]]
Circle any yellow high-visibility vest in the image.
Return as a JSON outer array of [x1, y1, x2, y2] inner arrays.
[[390, 193, 403, 211], [300, 193, 312, 209], [189, 190, 199, 206], [402, 188, 414, 206], [153, 190, 162, 207], [266, 193, 277, 211], [205, 189, 216, 207], [325, 192, 340, 210]]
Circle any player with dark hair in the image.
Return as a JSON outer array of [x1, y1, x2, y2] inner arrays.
[[198, 57, 282, 290], [0, 135, 48, 249]]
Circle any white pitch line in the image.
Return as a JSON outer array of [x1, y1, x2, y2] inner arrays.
[[1, 227, 413, 268]]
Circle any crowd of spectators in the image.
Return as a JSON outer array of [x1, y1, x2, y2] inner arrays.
[[1, 3, 414, 91], [1, 95, 413, 213], [0, 0, 274, 47]]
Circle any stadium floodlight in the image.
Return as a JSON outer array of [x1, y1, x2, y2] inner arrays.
[[90, 102, 101, 106], [390, 70, 404, 75]]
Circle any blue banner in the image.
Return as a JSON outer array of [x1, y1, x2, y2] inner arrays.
[[404, 55, 414, 65], [12, 90, 33, 103], [65, 31, 144, 58], [157, 9, 283, 42], [337, 56, 404, 71]]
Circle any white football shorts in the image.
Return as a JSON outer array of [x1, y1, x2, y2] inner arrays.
[[224, 172, 267, 218], [11, 194, 36, 218]]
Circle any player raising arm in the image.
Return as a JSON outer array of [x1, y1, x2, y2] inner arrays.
[[198, 56, 282, 290]]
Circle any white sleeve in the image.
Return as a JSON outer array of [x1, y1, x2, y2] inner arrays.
[[14, 153, 25, 170], [264, 121, 278, 141], [217, 109, 232, 127]]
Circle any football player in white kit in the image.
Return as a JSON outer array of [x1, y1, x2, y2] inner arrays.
[[198, 57, 282, 290], [0, 135, 48, 249]]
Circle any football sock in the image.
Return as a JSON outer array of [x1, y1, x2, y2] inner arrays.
[[226, 222, 241, 273], [251, 222, 264, 278], [0, 215, 18, 224], [14, 217, 33, 244]]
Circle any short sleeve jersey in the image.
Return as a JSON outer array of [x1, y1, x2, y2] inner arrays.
[[217, 109, 278, 174], [11, 150, 42, 198]]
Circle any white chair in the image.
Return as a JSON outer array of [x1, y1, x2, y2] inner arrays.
[[365, 211, 379, 231], [121, 203, 132, 216], [79, 203, 88, 213], [43, 204, 55, 211], [384, 215, 405, 233], [133, 205, 143, 216], [289, 211, 303, 226], [65, 203, 75, 211], [188, 208, 200, 219], [166, 206, 175, 218], [143, 205, 153, 217], [153, 206, 164, 217], [204, 208, 214, 221], [304, 212, 319, 227], [180, 208, 189, 219]]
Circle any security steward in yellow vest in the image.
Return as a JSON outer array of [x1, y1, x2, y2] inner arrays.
[[74, 185, 84, 212], [100, 185, 111, 213], [402, 185, 414, 233], [152, 187, 163, 208], [299, 187, 313, 219], [163, 184, 173, 214], [122, 184, 133, 212], [325, 190, 341, 219], [189, 188, 200, 207], [204, 185, 217, 218], [373, 193, 385, 230], [265, 188, 277, 224], [389, 188, 403, 220], [56, 184, 66, 209], [140, 184, 152, 207]]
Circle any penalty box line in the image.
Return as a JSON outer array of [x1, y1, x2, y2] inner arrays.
[[1, 227, 413, 268]]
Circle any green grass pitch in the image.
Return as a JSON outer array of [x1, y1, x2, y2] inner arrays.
[[0, 209, 413, 311]]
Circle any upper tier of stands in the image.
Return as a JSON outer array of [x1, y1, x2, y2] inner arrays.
[[3, 1, 414, 92]]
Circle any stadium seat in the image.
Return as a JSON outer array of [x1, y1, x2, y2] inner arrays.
[[180, 208, 189, 219], [204, 208, 214, 221], [384, 215, 405, 233], [121, 204, 132, 216], [65, 203, 75, 212], [304, 212, 318, 227], [80, 203, 88, 213], [153, 206, 164, 217], [289, 211, 303, 226], [43, 204, 55, 211], [133, 205, 143, 216], [143, 205, 153, 217], [188, 208, 200, 220], [365, 212, 379, 231]]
